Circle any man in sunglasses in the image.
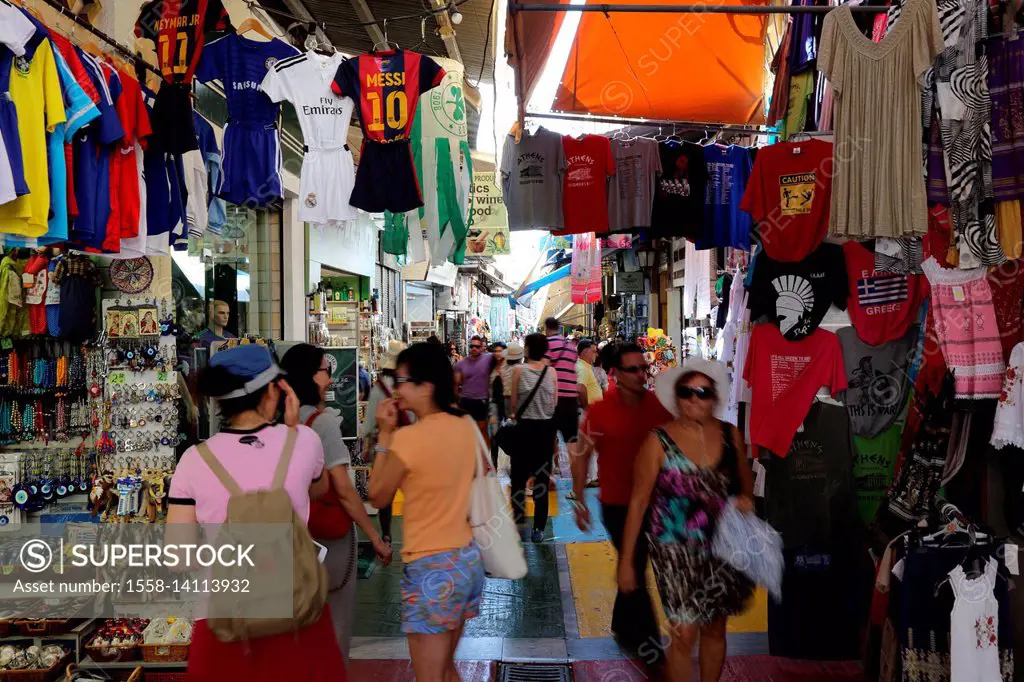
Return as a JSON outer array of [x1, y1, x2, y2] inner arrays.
[[454, 335, 494, 440], [571, 342, 673, 657]]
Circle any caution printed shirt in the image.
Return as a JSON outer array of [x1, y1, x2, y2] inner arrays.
[[0, 39, 67, 237]]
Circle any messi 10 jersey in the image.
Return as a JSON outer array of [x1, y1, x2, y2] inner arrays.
[[331, 49, 445, 143], [135, 0, 233, 84]]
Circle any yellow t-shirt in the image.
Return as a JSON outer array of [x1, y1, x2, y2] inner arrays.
[[576, 359, 603, 405], [390, 412, 476, 561], [0, 41, 66, 236]]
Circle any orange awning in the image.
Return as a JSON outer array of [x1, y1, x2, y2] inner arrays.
[[515, 1, 769, 125]]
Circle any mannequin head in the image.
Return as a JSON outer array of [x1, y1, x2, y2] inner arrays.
[[208, 300, 231, 334]]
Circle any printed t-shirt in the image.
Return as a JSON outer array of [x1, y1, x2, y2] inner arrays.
[[837, 326, 914, 438], [740, 139, 833, 262], [135, 0, 233, 85], [0, 4, 36, 57], [559, 134, 615, 235], [545, 334, 579, 398], [744, 324, 848, 456], [747, 242, 849, 340], [500, 127, 566, 230], [0, 40, 66, 237], [387, 412, 476, 561], [576, 359, 603, 404], [852, 424, 901, 525], [580, 387, 674, 505], [167, 423, 325, 525], [608, 138, 661, 230], [701, 144, 752, 250], [455, 353, 493, 401], [649, 140, 707, 240], [195, 34, 297, 124], [843, 240, 927, 346]]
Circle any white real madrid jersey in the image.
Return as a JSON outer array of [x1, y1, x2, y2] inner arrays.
[[260, 50, 356, 223]]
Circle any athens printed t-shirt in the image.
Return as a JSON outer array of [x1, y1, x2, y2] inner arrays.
[[500, 127, 566, 230], [740, 139, 833, 262], [837, 326, 914, 438], [843, 240, 928, 346], [852, 424, 901, 524], [744, 324, 848, 456], [747, 242, 849, 340], [559, 134, 615, 235]]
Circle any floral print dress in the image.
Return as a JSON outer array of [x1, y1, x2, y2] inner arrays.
[[647, 427, 754, 625]]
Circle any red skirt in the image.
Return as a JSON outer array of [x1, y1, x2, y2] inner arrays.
[[187, 606, 347, 682]]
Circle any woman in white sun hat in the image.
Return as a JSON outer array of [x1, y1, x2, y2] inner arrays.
[[618, 357, 756, 682]]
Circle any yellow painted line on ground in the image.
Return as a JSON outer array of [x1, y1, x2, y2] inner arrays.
[[566, 541, 767, 638], [502, 483, 560, 518]]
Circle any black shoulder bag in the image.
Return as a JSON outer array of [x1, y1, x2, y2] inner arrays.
[[494, 366, 549, 456]]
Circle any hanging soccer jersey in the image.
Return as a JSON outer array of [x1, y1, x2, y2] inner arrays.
[[332, 49, 446, 213], [196, 34, 298, 207], [135, 0, 232, 155], [0, 38, 67, 238], [261, 50, 356, 224]]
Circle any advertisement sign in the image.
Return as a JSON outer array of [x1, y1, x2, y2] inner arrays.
[[322, 348, 358, 439], [467, 172, 510, 257]]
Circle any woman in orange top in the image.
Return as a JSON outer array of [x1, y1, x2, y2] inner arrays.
[[369, 343, 485, 682]]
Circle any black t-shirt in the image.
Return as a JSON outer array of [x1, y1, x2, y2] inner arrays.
[[747, 242, 848, 340], [649, 141, 707, 239]]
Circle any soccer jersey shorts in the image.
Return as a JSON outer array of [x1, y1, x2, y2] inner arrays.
[[298, 143, 356, 224], [350, 140, 424, 214], [152, 83, 199, 155], [221, 121, 283, 208], [0, 94, 28, 199]]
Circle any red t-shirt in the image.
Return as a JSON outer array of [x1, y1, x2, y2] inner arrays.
[[580, 386, 673, 505], [740, 138, 833, 262], [558, 134, 615, 235], [843, 241, 928, 346], [743, 324, 848, 456], [111, 70, 152, 242]]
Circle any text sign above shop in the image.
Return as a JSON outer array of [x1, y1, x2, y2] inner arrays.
[[467, 172, 510, 257], [614, 271, 645, 294]]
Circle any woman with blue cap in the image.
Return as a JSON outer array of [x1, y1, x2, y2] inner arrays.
[[165, 345, 346, 681]]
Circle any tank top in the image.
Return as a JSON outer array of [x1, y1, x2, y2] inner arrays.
[[949, 558, 1002, 682]]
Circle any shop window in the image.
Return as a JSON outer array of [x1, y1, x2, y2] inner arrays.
[[171, 205, 283, 349]]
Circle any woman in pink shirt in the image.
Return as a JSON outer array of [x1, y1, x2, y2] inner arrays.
[[166, 345, 344, 682]]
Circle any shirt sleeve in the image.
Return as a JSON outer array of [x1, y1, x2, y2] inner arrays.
[[743, 325, 759, 385], [604, 137, 615, 177], [53, 48, 99, 139], [419, 55, 446, 93], [388, 425, 415, 471], [330, 58, 358, 100], [916, 0, 944, 81], [260, 64, 288, 103], [135, 0, 161, 42], [500, 135, 514, 180], [745, 256, 774, 320], [313, 416, 351, 469], [0, 5, 37, 58], [194, 36, 224, 85], [817, 13, 843, 95], [168, 447, 198, 504], [828, 332, 849, 396], [40, 43, 67, 133], [740, 151, 765, 221]]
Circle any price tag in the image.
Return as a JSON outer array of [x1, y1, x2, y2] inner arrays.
[[157, 371, 169, 382], [109, 373, 127, 385], [952, 285, 966, 302]]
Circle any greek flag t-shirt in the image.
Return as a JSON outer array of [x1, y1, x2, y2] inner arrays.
[[843, 240, 928, 346]]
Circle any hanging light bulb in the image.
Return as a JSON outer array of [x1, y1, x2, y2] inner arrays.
[[450, 8, 464, 24]]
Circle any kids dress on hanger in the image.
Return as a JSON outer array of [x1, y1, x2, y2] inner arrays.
[[949, 558, 1002, 682]]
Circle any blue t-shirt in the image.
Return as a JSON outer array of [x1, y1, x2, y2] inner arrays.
[[195, 34, 298, 124], [701, 144, 752, 251]]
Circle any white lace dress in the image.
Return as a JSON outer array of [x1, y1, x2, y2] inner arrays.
[[992, 342, 1024, 450]]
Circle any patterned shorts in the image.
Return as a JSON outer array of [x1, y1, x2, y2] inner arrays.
[[401, 542, 485, 635]]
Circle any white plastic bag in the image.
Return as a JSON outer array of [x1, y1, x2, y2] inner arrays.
[[468, 419, 527, 579], [711, 498, 784, 601]]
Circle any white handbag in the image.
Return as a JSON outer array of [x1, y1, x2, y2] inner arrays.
[[467, 418, 528, 580]]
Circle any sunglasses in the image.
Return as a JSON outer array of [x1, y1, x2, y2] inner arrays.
[[676, 385, 716, 401], [470, 344, 483, 350], [395, 377, 414, 384], [618, 364, 649, 374]]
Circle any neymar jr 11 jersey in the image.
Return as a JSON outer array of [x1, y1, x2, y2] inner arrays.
[[135, 0, 233, 84], [331, 49, 445, 143]]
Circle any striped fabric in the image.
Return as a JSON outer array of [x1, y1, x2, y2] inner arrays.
[[544, 335, 578, 398]]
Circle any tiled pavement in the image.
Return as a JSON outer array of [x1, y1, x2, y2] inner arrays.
[[350, 477, 774, 674]]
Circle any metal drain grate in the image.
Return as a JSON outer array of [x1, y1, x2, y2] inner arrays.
[[500, 664, 572, 682]]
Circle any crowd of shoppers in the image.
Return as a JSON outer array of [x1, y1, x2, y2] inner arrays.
[[169, 326, 760, 682]]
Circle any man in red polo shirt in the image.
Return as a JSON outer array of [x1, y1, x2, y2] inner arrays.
[[571, 343, 673, 653]]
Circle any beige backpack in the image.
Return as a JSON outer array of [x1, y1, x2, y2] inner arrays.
[[196, 427, 328, 642]]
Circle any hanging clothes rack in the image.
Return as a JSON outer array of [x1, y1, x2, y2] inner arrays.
[[526, 111, 774, 136], [511, 3, 890, 14], [38, 0, 160, 77]]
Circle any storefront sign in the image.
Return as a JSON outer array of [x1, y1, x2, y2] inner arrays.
[[467, 172, 510, 257], [615, 271, 645, 294]]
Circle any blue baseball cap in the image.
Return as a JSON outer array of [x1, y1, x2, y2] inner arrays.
[[209, 345, 285, 399]]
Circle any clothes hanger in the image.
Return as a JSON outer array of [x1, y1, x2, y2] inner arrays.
[[654, 125, 667, 142], [372, 19, 400, 52], [409, 17, 443, 57], [237, 17, 274, 41]]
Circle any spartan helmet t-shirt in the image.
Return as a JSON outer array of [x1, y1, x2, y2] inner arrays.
[[837, 325, 915, 438], [747, 242, 849, 340]]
